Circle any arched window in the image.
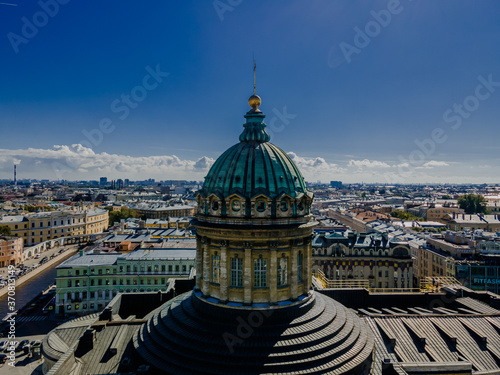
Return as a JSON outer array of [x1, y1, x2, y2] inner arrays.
[[280, 200, 288, 212], [256, 200, 266, 212], [212, 200, 219, 211]]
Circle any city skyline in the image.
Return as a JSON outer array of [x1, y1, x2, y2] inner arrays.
[[1, 1, 500, 183]]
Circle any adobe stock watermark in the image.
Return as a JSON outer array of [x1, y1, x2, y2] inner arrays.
[[7, 0, 70, 54], [223, 308, 274, 354], [213, 0, 242, 22], [384, 74, 500, 184], [266, 106, 297, 141], [327, 0, 408, 68], [51, 64, 169, 179]]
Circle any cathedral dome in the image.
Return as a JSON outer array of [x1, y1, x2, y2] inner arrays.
[[197, 96, 313, 222]]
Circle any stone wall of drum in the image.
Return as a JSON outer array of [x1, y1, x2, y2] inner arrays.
[[195, 225, 312, 304]]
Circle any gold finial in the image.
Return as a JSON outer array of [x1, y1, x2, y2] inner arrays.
[[248, 60, 261, 109]]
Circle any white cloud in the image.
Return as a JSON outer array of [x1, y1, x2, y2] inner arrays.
[[287, 152, 345, 180], [0, 144, 215, 180], [415, 160, 450, 169], [348, 159, 391, 169]]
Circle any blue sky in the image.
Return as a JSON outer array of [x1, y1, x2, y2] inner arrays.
[[1, 0, 499, 183]]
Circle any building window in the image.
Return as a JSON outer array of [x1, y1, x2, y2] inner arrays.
[[212, 255, 220, 283], [161, 265, 166, 272], [168, 265, 173, 272], [231, 200, 241, 212], [230, 257, 243, 287], [277, 257, 288, 286], [298, 253, 303, 283], [280, 200, 288, 212], [256, 200, 266, 212], [254, 258, 267, 287], [67, 280, 71, 287], [182, 265, 186, 272]]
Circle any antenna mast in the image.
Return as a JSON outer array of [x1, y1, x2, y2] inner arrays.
[[253, 60, 256, 95]]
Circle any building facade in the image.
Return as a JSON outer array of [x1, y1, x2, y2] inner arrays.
[[0, 208, 108, 245], [0, 235, 23, 267], [312, 231, 413, 289], [132, 204, 195, 219], [55, 248, 195, 314]]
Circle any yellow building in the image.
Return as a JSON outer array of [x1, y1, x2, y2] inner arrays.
[[426, 206, 464, 223], [415, 247, 456, 281], [0, 236, 23, 267], [0, 208, 108, 246], [442, 214, 500, 232], [133, 205, 195, 219]]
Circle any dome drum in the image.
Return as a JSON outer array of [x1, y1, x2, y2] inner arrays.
[[196, 192, 313, 224]]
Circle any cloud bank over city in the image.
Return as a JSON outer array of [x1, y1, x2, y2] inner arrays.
[[0, 144, 495, 184]]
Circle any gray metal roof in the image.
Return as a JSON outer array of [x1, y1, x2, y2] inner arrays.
[[57, 253, 122, 268], [123, 248, 196, 260]]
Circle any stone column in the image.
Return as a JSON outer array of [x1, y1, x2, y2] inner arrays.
[[243, 242, 252, 305], [397, 266, 402, 289], [270, 244, 277, 303], [220, 242, 228, 301], [305, 239, 312, 291], [79, 292, 83, 301], [291, 245, 298, 299], [195, 240, 203, 290], [202, 245, 210, 296], [55, 294, 60, 304], [71, 292, 75, 301]]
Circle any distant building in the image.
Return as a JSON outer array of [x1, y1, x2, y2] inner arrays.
[[456, 258, 500, 294], [0, 208, 108, 245], [312, 231, 413, 289], [330, 180, 342, 188], [0, 236, 23, 267], [99, 177, 108, 187], [132, 204, 195, 219], [426, 205, 464, 223], [443, 213, 500, 232], [144, 217, 190, 229], [54, 248, 196, 314]]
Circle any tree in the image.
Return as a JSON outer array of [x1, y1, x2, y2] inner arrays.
[[107, 207, 137, 226], [0, 225, 12, 236], [390, 210, 424, 221], [441, 194, 452, 200], [457, 194, 488, 214]]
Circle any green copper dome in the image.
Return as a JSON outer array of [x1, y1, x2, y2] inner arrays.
[[200, 108, 308, 201]]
